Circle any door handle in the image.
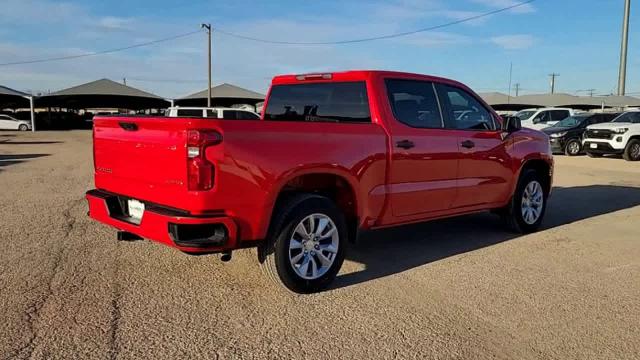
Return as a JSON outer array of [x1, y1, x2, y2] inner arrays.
[[396, 140, 415, 149], [119, 122, 138, 131], [461, 140, 475, 149]]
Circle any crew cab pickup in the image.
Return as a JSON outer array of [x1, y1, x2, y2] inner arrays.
[[86, 70, 553, 293]]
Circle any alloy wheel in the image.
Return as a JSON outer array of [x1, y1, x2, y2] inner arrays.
[[288, 213, 339, 280], [521, 180, 544, 225]]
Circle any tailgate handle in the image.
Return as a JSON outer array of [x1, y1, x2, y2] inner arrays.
[[119, 122, 138, 131]]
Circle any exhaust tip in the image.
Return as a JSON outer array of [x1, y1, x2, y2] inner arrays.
[[220, 251, 232, 262]]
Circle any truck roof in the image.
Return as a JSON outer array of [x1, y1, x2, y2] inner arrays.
[[271, 70, 469, 89]]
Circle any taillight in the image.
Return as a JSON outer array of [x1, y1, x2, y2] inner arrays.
[[186, 129, 222, 191]]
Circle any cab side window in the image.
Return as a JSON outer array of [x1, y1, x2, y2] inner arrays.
[[533, 111, 550, 124], [550, 110, 569, 121], [385, 79, 443, 129], [177, 109, 204, 117], [437, 84, 495, 130]]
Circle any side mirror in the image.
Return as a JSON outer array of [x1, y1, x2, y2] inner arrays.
[[502, 116, 521, 132]]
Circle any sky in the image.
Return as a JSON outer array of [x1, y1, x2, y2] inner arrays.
[[0, 0, 638, 99]]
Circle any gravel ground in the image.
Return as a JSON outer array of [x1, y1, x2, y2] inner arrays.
[[1, 130, 639, 360]]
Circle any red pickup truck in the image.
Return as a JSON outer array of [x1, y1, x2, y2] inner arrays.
[[87, 70, 553, 293]]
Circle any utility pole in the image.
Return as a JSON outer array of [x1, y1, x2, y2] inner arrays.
[[618, 0, 631, 95], [549, 73, 560, 94], [507, 62, 513, 99], [123, 77, 126, 86], [587, 89, 596, 97], [513, 83, 521, 96], [202, 23, 212, 107]]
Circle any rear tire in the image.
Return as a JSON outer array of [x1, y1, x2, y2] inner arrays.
[[586, 152, 602, 158], [564, 139, 581, 156], [258, 194, 347, 294], [623, 139, 640, 161], [18, 124, 28, 131], [501, 169, 548, 234]]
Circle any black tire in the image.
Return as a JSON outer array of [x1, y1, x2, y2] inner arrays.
[[501, 169, 548, 234], [257, 194, 347, 294], [18, 124, 28, 131], [586, 152, 602, 158], [622, 139, 640, 161], [564, 139, 581, 156]]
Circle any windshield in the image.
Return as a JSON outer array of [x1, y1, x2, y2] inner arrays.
[[612, 112, 640, 123], [553, 116, 587, 128], [514, 110, 536, 120]]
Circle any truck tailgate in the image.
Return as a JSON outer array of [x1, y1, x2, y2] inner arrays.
[[93, 116, 190, 210]]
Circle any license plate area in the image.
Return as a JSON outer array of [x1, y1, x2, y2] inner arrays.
[[590, 143, 598, 149], [127, 199, 145, 224]]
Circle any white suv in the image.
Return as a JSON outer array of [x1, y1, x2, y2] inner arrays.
[[514, 108, 579, 130], [582, 111, 640, 161], [165, 107, 260, 120]]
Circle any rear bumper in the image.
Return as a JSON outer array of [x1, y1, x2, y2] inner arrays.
[[86, 189, 238, 254]]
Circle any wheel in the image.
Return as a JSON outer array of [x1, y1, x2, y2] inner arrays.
[[258, 194, 347, 293], [501, 169, 547, 233], [564, 139, 581, 156], [586, 152, 602, 158], [623, 139, 640, 161], [18, 124, 28, 131]]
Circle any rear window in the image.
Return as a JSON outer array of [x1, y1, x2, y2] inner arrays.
[[264, 82, 371, 123]]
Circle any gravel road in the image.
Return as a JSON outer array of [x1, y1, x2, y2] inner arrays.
[[1, 130, 639, 359]]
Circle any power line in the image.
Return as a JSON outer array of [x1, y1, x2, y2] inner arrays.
[[214, 0, 536, 45], [0, 29, 203, 67]]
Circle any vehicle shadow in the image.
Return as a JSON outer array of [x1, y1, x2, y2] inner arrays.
[[333, 185, 640, 290], [0, 141, 63, 145], [0, 153, 50, 171]]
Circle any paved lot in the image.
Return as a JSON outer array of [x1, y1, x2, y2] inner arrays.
[[1, 130, 639, 360]]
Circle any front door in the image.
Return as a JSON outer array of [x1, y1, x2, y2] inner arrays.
[[384, 78, 460, 217], [435, 83, 513, 208]]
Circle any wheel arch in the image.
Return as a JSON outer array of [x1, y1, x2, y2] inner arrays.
[[259, 168, 361, 243], [514, 157, 553, 196]]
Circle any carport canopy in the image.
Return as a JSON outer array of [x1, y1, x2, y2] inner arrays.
[[0, 85, 30, 109], [478, 92, 535, 111], [479, 92, 640, 111], [176, 83, 265, 107], [36, 78, 170, 110]]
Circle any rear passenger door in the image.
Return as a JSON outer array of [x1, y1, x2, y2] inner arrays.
[[384, 79, 460, 217], [436, 83, 513, 209]]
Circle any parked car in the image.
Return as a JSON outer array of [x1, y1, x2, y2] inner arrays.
[[583, 110, 640, 161], [542, 112, 619, 156], [514, 107, 578, 130], [164, 106, 260, 120], [86, 70, 553, 293], [0, 114, 31, 131]]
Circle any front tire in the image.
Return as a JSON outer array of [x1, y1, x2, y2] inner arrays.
[[501, 169, 548, 233], [258, 194, 347, 294], [564, 139, 581, 156], [18, 124, 28, 131], [623, 139, 640, 161]]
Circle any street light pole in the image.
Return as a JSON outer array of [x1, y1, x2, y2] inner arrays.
[[618, 0, 631, 96], [201, 23, 212, 107]]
